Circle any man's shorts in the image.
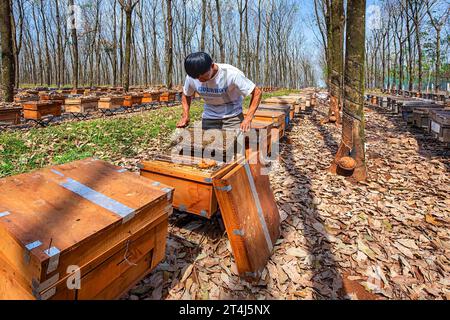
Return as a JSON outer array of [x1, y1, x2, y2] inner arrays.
[[201, 113, 244, 130]]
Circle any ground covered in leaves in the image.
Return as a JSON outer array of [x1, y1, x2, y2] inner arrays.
[[1, 91, 448, 300], [123, 98, 449, 300]]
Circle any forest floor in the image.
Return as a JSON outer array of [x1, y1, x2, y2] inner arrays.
[[1, 91, 448, 300], [122, 98, 449, 300]]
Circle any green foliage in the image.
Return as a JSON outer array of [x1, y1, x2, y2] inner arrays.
[[0, 90, 289, 177]]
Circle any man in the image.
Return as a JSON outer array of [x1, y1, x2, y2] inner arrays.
[[176, 52, 262, 132]]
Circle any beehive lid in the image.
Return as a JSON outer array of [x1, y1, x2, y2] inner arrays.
[[251, 120, 273, 131], [212, 157, 280, 280], [262, 96, 299, 103], [22, 101, 55, 110], [0, 158, 172, 280], [0, 102, 22, 111]]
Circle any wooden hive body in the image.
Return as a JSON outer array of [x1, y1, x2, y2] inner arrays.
[[258, 104, 292, 126], [22, 101, 62, 120], [0, 105, 22, 125], [0, 159, 173, 300], [64, 97, 99, 113], [98, 96, 125, 109], [140, 155, 237, 218], [429, 110, 450, 142], [142, 92, 161, 103]]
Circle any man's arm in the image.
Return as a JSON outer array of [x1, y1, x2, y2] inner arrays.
[[176, 93, 192, 128], [240, 86, 262, 132]]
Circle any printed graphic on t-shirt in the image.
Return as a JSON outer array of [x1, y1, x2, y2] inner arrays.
[[183, 64, 256, 120]]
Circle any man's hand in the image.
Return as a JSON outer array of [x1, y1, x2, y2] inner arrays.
[[240, 117, 252, 132], [176, 116, 190, 128]]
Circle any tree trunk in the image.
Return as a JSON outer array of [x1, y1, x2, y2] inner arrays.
[[435, 30, 440, 92], [215, 0, 225, 62], [112, 0, 118, 86], [0, 0, 15, 101], [40, 0, 52, 86], [331, 0, 367, 182], [151, 2, 159, 84], [406, 9, 413, 91], [119, 6, 124, 86], [255, 0, 262, 83], [69, 0, 79, 88], [123, 8, 132, 92], [137, 3, 149, 86], [323, 0, 344, 125], [244, 0, 250, 75], [200, 0, 206, 51], [237, 1, 243, 69], [55, 0, 63, 87], [11, 0, 24, 89], [165, 0, 173, 88]]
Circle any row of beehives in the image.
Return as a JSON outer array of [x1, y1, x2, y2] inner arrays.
[[0, 91, 316, 300], [377, 88, 449, 103], [0, 90, 181, 126], [366, 92, 450, 144]]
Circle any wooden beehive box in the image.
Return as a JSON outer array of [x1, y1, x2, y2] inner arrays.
[[258, 104, 292, 127], [0, 104, 22, 125], [98, 96, 125, 110], [142, 92, 161, 103], [391, 97, 416, 113], [0, 158, 173, 300], [123, 94, 143, 107], [159, 92, 176, 102], [22, 101, 62, 120], [243, 110, 285, 140], [283, 94, 309, 112], [412, 106, 446, 130], [64, 97, 99, 113], [429, 110, 450, 143], [262, 97, 298, 115], [140, 155, 237, 218], [399, 102, 438, 124]]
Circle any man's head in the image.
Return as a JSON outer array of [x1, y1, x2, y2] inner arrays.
[[184, 52, 214, 82]]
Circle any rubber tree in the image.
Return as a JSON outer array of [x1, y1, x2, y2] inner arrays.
[[68, 0, 79, 88], [0, 0, 15, 102], [323, 0, 344, 125], [118, 0, 140, 92], [330, 0, 368, 182], [165, 0, 173, 89]]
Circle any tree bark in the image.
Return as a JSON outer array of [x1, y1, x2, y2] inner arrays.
[[324, 0, 344, 125], [426, 1, 446, 93], [40, 0, 52, 86], [0, 0, 15, 101], [330, 0, 367, 182], [200, 0, 206, 51], [118, 0, 139, 92], [215, 0, 225, 62], [55, 0, 63, 87], [137, 3, 149, 86], [69, 0, 79, 88], [165, 0, 173, 88]]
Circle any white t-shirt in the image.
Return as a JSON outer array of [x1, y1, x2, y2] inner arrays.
[[183, 63, 256, 119]]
